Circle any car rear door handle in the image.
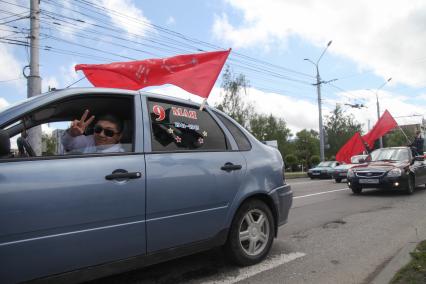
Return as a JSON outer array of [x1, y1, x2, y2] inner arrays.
[[221, 162, 242, 172], [105, 170, 142, 180]]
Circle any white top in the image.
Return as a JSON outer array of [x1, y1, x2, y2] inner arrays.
[[61, 132, 124, 154]]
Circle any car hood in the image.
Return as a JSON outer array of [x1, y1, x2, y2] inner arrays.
[[351, 161, 408, 171]]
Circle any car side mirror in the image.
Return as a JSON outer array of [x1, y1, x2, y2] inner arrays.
[[0, 129, 11, 158]]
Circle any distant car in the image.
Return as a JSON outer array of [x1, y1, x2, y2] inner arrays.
[[332, 164, 353, 183], [307, 161, 340, 179], [332, 154, 369, 183], [0, 88, 293, 283], [347, 147, 426, 194]]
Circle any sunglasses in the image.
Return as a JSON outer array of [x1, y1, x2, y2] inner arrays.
[[93, 125, 119, 137]]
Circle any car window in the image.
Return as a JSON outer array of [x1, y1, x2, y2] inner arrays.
[[370, 148, 409, 162], [148, 99, 228, 152], [213, 111, 251, 151], [1, 95, 134, 159]]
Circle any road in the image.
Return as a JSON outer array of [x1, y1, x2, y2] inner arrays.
[[90, 178, 426, 284]]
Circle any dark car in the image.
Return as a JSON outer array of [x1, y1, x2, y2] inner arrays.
[[332, 164, 353, 183], [307, 161, 340, 179], [347, 147, 426, 194], [332, 154, 368, 183]]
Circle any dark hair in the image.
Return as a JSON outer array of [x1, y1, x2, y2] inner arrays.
[[97, 114, 123, 133]]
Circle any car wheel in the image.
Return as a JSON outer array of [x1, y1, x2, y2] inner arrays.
[[225, 199, 275, 266], [406, 176, 415, 195], [351, 185, 362, 194], [335, 178, 342, 183]]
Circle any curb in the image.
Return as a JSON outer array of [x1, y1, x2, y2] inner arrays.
[[370, 241, 418, 284]]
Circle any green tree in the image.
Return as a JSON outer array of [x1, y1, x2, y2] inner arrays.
[[215, 65, 253, 128], [385, 128, 414, 147], [295, 129, 320, 169], [42, 133, 56, 155], [324, 104, 362, 158], [310, 155, 320, 166], [249, 113, 292, 158], [284, 154, 298, 172]]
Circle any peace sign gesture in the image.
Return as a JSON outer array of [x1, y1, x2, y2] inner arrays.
[[68, 109, 95, 137]]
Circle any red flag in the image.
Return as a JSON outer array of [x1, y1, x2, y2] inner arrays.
[[363, 110, 397, 148], [75, 49, 231, 99], [336, 132, 366, 163]]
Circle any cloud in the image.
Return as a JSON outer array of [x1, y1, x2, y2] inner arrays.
[[100, 0, 152, 37], [166, 16, 176, 25], [0, 34, 22, 83], [213, 0, 426, 87]]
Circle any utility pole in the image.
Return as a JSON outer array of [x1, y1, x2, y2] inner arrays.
[[27, 0, 42, 155], [374, 77, 392, 148], [304, 40, 333, 162]]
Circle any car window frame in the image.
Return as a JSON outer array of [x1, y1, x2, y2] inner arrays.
[[0, 92, 142, 163]]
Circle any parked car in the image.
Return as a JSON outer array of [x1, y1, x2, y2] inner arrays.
[[307, 161, 340, 179], [347, 147, 426, 194], [332, 154, 369, 183], [0, 88, 293, 283]]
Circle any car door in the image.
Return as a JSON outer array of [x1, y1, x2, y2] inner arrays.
[[143, 98, 246, 252], [0, 94, 146, 283]]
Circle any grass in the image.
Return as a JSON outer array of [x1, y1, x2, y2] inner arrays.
[[285, 172, 308, 179], [391, 240, 426, 284]]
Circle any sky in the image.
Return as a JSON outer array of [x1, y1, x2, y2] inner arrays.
[[1, 0, 426, 136]]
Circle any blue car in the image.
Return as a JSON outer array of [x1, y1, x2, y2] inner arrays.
[[0, 88, 292, 283]]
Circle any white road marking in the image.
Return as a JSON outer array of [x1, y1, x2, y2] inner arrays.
[[202, 252, 306, 284], [289, 179, 332, 185], [294, 188, 349, 199]]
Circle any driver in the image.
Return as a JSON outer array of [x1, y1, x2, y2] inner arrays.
[[61, 110, 124, 154]]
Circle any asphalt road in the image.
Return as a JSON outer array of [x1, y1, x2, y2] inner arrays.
[[89, 177, 426, 284]]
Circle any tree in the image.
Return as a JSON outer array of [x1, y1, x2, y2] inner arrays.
[[284, 154, 298, 172], [215, 66, 254, 128], [294, 129, 320, 169], [385, 128, 414, 147], [310, 155, 320, 166], [324, 104, 362, 158], [42, 133, 56, 155], [249, 113, 292, 158]]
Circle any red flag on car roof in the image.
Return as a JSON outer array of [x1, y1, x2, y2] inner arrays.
[[362, 110, 398, 148], [336, 132, 367, 164], [75, 49, 231, 99]]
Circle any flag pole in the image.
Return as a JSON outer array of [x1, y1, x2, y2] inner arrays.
[[199, 98, 207, 111], [397, 125, 411, 144]]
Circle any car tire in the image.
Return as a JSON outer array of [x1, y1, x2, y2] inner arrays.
[[406, 176, 415, 195], [224, 199, 275, 266], [335, 178, 342, 183], [351, 185, 362, 194]]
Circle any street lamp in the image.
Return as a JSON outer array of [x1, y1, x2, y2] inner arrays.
[[304, 40, 332, 162], [372, 77, 392, 148]]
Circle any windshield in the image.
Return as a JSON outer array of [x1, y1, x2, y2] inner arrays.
[[370, 148, 410, 162], [317, 161, 335, 167]]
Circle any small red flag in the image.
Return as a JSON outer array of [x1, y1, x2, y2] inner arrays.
[[336, 132, 366, 164], [75, 49, 231, 99], [363, 110, 398, 148]]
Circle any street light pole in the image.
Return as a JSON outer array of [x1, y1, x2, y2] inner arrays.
[[305, 40, 332, 162], [375, 77, 392, 148]]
